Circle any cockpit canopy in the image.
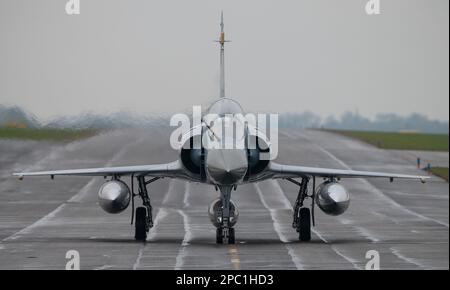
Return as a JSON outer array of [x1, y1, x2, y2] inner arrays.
[[207, 98, 244, 116]]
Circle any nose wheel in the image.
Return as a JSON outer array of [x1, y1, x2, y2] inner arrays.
[[215, 185, 236, 244]]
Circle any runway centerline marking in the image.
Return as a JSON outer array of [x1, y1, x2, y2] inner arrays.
[[229, 247, 241, 270]]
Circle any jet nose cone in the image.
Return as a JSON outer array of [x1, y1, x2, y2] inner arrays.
[[206, 149, 248, 185]]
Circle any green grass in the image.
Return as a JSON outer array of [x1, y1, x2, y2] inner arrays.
[[0, 127, 98, 142], [429, 167, 449, 181], [329, 130, 448, 151]]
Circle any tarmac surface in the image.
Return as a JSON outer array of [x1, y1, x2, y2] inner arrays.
[[0, 128, 448, 269]]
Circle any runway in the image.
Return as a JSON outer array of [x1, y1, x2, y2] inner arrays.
[[0, 128, 448, 269]]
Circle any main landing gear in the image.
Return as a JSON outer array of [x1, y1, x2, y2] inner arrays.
[[216, 185, 236, 244], [129, 175, 314, 243], [287, 177, 316, 241], [130, 175, 159, 241]]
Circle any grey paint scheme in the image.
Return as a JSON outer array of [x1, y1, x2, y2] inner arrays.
[[12, 130, 429, 183]]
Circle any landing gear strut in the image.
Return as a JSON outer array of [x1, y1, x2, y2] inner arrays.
[[216, 186, 235, 244], [216, 227, 235, 244], [131, 175, 159, 241], [287, 177, 316, 241]]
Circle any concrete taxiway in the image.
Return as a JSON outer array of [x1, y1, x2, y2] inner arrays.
[[0, 128, 448, 269]]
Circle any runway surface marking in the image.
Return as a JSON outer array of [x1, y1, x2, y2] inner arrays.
[[174, 182, 192, 269], [174, 208, 192, 269], [2, 137, 145, 243], [390, 247, 426, 270], [1, 129, 447, 269], [286, 131, 443, 269], [255, 181, 360, 270], [132, 207, 169, 270], [290, 131, 448, 228], [183, 182, 191, 208], [229, 247, 241, 270], [317, 144, 449, 228], [133, 179, 176, 270], [254, 182, 304, 270]]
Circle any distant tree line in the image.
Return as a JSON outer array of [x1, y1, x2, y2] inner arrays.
[[279, 111, 448, 134], [1, 105, 448, 134]]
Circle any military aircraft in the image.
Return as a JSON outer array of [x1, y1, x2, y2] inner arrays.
[[13, 13, 428, 244]]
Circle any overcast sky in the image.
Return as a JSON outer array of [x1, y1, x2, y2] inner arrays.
[[0, 0, 448, 121]]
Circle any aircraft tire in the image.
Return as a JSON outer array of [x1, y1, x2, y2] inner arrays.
[[228, 228, 235, 244], [135, 207, 147, 241], [299, 207, 311, 241], [216, 227, 223, 244]]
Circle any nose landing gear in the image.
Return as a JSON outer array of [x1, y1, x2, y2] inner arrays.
[[216, 185, 236, 244], [216, 227, 235, 244]]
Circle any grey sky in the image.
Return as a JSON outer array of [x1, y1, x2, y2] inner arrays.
[[0, 0, 448, 121]]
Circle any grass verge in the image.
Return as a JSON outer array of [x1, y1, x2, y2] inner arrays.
[[328, 130, 448, 151], [428, 167, 449, 181], [0, 127, 98, 142]]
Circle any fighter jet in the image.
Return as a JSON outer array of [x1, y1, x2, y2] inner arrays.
[[13, 13, 428, 244]]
